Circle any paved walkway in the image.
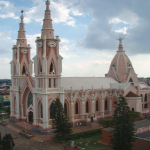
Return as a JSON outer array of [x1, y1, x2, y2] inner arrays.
[[16, 121, 32, 130], [6, 124, 21, 133], [0, 119, 64, 150]]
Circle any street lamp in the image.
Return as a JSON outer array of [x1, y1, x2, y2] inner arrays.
[[38, 140, 43, 150], [24, 122, 27, 133]]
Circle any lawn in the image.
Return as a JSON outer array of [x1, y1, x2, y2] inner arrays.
[[63, 134, 104, 150], [0, 114, 9, 120]]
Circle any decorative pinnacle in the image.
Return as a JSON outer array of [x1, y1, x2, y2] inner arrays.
[[46, 0, 50, 5], [21, 10, 24, 16]]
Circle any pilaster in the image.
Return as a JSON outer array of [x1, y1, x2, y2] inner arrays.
[[42, 94, 49, 130], [33, 93, 37, 126]]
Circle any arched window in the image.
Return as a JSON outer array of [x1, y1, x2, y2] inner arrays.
[[22, 65, 26, 75], [64, 103, 67, 115], [76, 102, 78, 114], [39, 62, 42, 73], [140, 94, 143, 102], [40, 103, 43, 118], [86, 101, 89, 113], [50, 102, 54, 119], [129, 78, 134, 86], [96, 100, 98, 111], [105, 99, 107, 110], [27, 92, 33, 107], [49, 62, 55, 74], [145, 94, 147, 102]]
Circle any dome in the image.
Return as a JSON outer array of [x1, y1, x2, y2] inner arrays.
[[106, 38, 135, 83]]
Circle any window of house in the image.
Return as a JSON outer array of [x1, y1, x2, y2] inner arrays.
[[49, 79, 51, 88], [49, 62, 55, 74], [40, 103, 43, 118], [144, 104, 148, 108], [96, 100, 98, 111], [145, 94, 147, 102], [86, 101, 89, 113], [50, 102, 54, 119], [27, 92, 33, 107], [54, 78, 56, 88], [105, 99, 107, 110], [132, 108, 134, 111], [76, 102, 78, 114], [64, 103, 67, 115], [22, 65, 26, 75]]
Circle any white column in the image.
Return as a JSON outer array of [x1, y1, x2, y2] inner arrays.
[[101, 99, 104, 118], [136, 102, 138, 112], [33, 93, 37, 126], [91, 99, 95, 113], [109, 100, 112, 115], [128, 102, 130, 110], [21, 104, 23, 118], [10, 90, 14, 116], [81, 101, 85, 120], [42, 94, 49, 129], [16, 91, 20, 119], [70, 102, 74, 125]]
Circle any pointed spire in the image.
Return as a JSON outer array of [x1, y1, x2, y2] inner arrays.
[[16, 10, 27, 47], [41, 0, 54, 39], [117, 37, 124, 51]]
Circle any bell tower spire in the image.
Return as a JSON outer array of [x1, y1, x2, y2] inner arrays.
[[41, 0, 54, 39], [16, 10, 27, 47]]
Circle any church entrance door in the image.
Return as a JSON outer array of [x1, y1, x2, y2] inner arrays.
[[91, 116, 93, 122], [28, 111, 33, 122]]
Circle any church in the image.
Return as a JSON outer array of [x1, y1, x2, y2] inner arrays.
[[9, 0, 150, 134]]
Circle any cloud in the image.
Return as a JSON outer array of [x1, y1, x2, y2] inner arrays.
[[0, 31, 15, 55], [0, 1, 19, 19], [115, 27, 128, 34], [23, 0, 76, 26], [0, 58, 11, 79], [60, 45, 69, 51], [26, 34, 41, 55]]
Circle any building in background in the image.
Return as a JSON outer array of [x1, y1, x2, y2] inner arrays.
[[9, 0, 150, 134]]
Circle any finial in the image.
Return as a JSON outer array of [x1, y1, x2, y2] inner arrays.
[[117, 37, 124, 45], [46, 0, 50, 5], [21, 10, 24, 16]]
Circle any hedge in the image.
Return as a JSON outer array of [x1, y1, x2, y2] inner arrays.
[[58, 129, 102, 141]]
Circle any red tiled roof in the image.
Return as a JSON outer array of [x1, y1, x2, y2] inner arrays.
[[125, 92, 140, 97]]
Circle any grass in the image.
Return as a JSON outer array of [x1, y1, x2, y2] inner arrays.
[[0, 107, 7, 112], [0, 114, 9, 120], [63, 134, 104, 150]]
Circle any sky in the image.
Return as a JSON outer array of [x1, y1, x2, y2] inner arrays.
[[0, 0, 150, 79]]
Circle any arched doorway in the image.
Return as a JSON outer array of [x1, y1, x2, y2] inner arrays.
[[28, 111, 33, 122]]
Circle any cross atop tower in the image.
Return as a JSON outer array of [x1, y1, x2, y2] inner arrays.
[[117, 37, 124, 45]]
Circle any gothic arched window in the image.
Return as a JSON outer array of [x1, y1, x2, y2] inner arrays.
[[129, 78, 134, 86], [64, 103, 67, 115], [40, 103, 43, 118], [96, 100, 98, 111], [145, 94, 147, 102], [86, 101, 89, 113], [76, 102, 78, 114], [27, 92, 33, 107], [50, 102, 55, 119], [22, 65, 26, 75], [105, 99, 107, 110], [39, 62, 42, 73], [49, 61, 55, 74]]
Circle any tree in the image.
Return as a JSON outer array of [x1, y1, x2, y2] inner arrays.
[[52, 98, 72, 139], [110, 95, 135, 150], [0, 133, 2, 150], [2, 134, 15, 150]]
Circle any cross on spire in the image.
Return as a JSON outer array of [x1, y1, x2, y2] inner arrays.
[[117, 37, 124, 45]]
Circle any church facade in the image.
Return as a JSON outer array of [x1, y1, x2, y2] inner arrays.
[[9, 0, 150, 134]]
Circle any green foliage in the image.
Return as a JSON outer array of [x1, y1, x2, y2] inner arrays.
[[61, 129, 102, 141], [5, 107, 10, 114], [110, 95, 135, 150], [52, 98, 72, 138], [2, 134, 15, 150], [130, 111, 141, 121]]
